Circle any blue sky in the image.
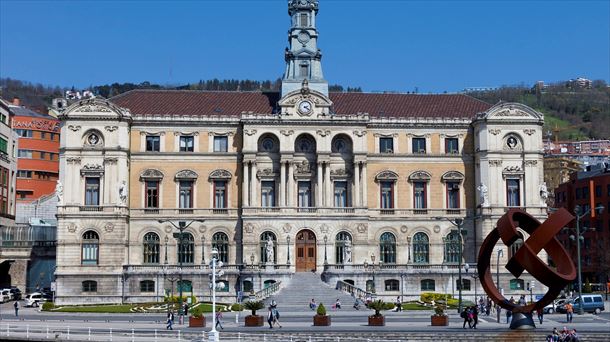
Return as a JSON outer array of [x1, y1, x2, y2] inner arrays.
[[1, 0, 608, 93]]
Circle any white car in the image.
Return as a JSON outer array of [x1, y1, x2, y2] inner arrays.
[[24, 292, 48, 307], [544, 298, 568, 314], [0, 289, 12, 302]]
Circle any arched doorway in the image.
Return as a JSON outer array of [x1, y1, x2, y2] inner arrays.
[[295, 229, 316, 272]]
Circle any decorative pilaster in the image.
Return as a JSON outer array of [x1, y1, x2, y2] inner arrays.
[[280, 161, 287, 207], [317, 162, 323, 207], [243, 162, 250, 207], [354, 162, 361, 207], [288, 162, 295, 207], [324, 162, 331, 207], [251, 162, 258, 206], [361, 162, 368, 207]]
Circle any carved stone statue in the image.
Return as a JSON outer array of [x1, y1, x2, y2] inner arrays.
[[118, 181, 128, 205], [55, 180, 63, 204], [265, 236, 274, 263], [343, 239, 352, 264], [477, 183, 489, 207], [539, 182, 549, 205]]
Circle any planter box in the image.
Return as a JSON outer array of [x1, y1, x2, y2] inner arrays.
[[245, 315, 264, 327], [313, 315, 331, 326], [368, 315, 385, 326], [188, 316, 205, 328], [431, 315, 448, 326]]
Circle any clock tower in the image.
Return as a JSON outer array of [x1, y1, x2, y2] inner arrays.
[[281, 0, 329, 97]]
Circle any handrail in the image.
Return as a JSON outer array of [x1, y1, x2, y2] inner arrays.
[[254, 281, 282, 300], [336, 280, 373, 300]]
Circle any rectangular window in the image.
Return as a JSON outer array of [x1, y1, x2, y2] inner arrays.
[[298, 181, 312, 207], [445, 138, 459, 154], [15, 129, 33, 138], [300, 13, 308, 26], [0, 137, 7, 154], [146, 136, 160, 152], [41, 132, 47, 139], [179, 136, 194, 152], [17, 149, 32, 158], [412, 138, 426, 153], [214, 180, 227, 208], [50, 133, 56, 141], [380, 181, 394, 209], [379, 137, 394, 153], [213, 136, 228, 152], [82, 281, 97, 292], [17, 170, 32, 178], [446, 181, 460, 209], [40, 152, 46, 160], [595, 185, 601, 198], [506, 179, 520, 206], [140, 280, 155, 292], [334, 181, 348, 207], [85, 177, 100, 206], [145, 180, 159, 208], [300, 64, 309, 77], [583, 186, 589, 198], [261, 181, 276, 207], [576, 188, 582, 199], [414, 182, 427, 209], [179, 181, 193, 208]]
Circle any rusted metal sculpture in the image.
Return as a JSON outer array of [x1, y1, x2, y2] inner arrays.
[[478, 208, 577, 328]]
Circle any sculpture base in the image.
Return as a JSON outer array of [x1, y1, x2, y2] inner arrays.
[[510, 312, 536, 330]]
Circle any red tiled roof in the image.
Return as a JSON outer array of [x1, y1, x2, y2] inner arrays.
[[111, 90, 491, 118]]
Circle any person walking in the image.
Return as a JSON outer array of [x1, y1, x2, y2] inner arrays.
[[506, 308, 512, 324], [267, 307, 274, 329], [471, 306, 479, 329], [565, 302, 573, 323], [537, 307, 544, 325], [215, 310, 224, 330], [353, 297, 361, 310], [461, 307, 472, 329], [14, 300, 19, 317], [334, 299, 341, 310], [395, 296, 402, 312], [271, 306, 282, 328], [166, 311, 174, 330], [309, 298, 316, 310]]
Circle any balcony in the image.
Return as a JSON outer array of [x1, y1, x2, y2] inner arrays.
[[242, 207, 367, 216], [130, 208, 239, 218], [369, 208, 468, 218], [79, 206, 103, 212]]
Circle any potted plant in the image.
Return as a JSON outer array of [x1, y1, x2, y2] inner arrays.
[[188, 304, 206, 328], [367, 300, 391, 326], [431, 304, 449, 326], [244, 300, 265, 327], [313, 303, 331, 326]]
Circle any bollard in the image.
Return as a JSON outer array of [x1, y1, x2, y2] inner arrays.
[[67, 326, 70, 340], [89, 327, 91, 341], [235, 313, 238, 324], [110, 327, 113, 342], [237, 332, 240, 341], [132, 328, 135, 342], [178, 330, 181, 341], [46, 325, 49, 339], [26, 324, 29, 339], [154, 329, 157, 341], [6, 323, 9, 337]]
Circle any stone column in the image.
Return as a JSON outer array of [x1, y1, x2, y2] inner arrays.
[[325, 162, 332, 207], [361, 162, 368, 207], [251, 162, 258, 206], [243, 162, 250, 207], [288, 162, 294, 207], [354, 162, 361, 207], [317, 162, 323, 207], [280, 161, 287, 207]]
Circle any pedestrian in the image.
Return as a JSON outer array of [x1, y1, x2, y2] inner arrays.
[[309, 298, 316, 310], [519, 295, 527, 306], [183, 303, 189, 316], [267, 307, 274, 329], [506, 308, 512, 324], [537, 307, 544, 325], [271, 306, 282, 328], [166, 311, 174, 330], [353, 298, 361, 310], [395, 296, 402, 312], [14, 300, 19, 317], [461, 307, 471, 329], [215, 310, 224, 330], [335, 299, 341, 310], [471, 306, 479, 329], [565, 302, 573, 323]]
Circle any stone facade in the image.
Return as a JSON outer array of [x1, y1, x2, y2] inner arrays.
[[55, 0, 549, 304]]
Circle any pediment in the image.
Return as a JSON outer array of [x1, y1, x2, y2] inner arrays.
[[278, 83, 333, 119], [62, 98, 131, 120], [478, 102, 543, 122]]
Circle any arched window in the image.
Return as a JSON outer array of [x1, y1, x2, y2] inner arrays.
[[444, 231, 460, 263], [177, 280, 192, 292], [140, 280, 155, 292], [343, 279, 355, 286], [143, 232, 160, 264], [413, 232, 429, 264], [82, 230, 99, 265], [510, 278, 524, 290], [331, 135, 352, 154], [259, 231, 277, 263], [82, 280, 97, 292], [212, 232, 229, 263], [294, 134, 316, 153], [421, 279, 435, 291], [384, 279, 399, 291], [366, 279, 375, 293], [379, 232, 396, 264], [264, 280, 277, 288], [258, 134, 280, 153], [177, 233, 194, 264], [457, 278, 471, 291], [335, 232, 352, 264], [242, 280, 253, 293]]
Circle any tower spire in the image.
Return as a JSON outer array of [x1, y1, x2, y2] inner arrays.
[[281, 0, 328, 97]]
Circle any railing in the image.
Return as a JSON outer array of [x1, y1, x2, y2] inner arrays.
[[336, 280, 373, 301], [243, 207, 368, 215], [79, 205, 103, 212], [123, 264, 244, 275], [254, 280, 282, 300], [60, 205, 128, 214], [324, 263, 467, 273], [130, 208, 239, 217], [369, 208, 469, 217]]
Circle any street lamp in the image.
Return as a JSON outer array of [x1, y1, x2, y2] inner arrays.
[[209, 247, 224, 342], [286, 236, 291, 265], [323, 235, 328, 265], [158, 219, 205, 324], [496, 248, 503, 323], [464, 263, 478, 306], [250, 254, 255, 296], [436, 217, 465, 313], [571, 204, 604, 315]]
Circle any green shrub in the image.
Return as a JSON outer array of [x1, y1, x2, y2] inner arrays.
[[164, 295, 197, 304], [434, 305, 446, 316], [420, 293, 452, 303], [42, 302, 55, 311], [190, 304, 204, 318], [230, 303, 243, 312], [316, 303, 327, 316], [368, 300, 391, 317], [243, 300, 265, 316]]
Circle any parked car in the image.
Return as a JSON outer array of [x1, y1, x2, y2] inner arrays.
[[24, 292, 48, 307], [557, 294, 605, 314], [0, 289, 12, 301], [0, 291, 9, 303], [9, 287, 22, 301], [544, 298, 568, 314]]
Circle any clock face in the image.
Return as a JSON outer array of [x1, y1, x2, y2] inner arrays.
[[298, 101, 312, 115], [297, 31, 310, 44]]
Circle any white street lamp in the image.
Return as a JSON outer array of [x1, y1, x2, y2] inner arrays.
[[209, 248, 223, 342]]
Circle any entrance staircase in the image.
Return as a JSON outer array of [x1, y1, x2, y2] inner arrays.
[[264, 272, 358, 312]]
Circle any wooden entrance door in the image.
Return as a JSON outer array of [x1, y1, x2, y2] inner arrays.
[[295, 229, 316, 272]]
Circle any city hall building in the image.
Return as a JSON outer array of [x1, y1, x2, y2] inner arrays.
[[56, 0, 548, 304]]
